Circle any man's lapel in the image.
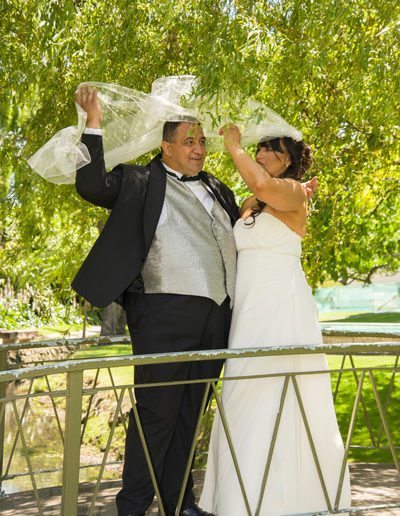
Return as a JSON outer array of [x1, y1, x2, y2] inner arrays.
[[143, 157, 167, 256], [199, 172, 237, 226]]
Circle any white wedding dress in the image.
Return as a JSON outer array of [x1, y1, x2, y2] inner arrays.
[[200, 212, 351, 515]]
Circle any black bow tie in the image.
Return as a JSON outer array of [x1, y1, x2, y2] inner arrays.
[[166, 171, 202, 182]]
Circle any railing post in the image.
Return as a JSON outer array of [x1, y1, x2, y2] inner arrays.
[[61, 370, 83, 516], [0, 348, 7, 497]]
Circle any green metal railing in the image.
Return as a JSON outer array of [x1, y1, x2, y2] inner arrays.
[[0, 335, 399, 515]]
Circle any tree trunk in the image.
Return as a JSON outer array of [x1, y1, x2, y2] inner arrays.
[[100, 302, 127, 336]]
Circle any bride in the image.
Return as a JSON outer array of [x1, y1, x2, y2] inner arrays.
[[199, 125, 351, 515]]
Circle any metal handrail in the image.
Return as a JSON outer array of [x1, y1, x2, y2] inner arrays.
[[0, 334, 131, 352], [0, 341, 399, 515], [1, 342, 400, 383]]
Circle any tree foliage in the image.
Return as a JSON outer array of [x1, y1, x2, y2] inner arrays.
[[1, 0, 399, 318]]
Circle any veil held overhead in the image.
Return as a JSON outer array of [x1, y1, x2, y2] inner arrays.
[[28, 75, 303, 184]]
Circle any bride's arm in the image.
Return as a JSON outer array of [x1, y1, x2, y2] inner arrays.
[[220, 125, 306, 212]]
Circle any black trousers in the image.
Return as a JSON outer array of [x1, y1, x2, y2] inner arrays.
[[116, 293, 231, 515]]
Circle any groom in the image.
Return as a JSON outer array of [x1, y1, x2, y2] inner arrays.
[[72, 85, 239, 516]]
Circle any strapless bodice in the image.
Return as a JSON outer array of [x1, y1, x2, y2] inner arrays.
[[234, 212, 302, 258]]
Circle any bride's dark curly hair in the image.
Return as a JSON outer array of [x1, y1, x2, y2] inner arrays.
[[247, 137, 312, 224]]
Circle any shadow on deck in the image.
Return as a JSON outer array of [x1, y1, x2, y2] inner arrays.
[[0, 464, 399, 515]]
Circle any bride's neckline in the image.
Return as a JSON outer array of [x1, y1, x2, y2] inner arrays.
[[240, 211, 303, 240]]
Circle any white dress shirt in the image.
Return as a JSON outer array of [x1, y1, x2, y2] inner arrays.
[[162, 163, 215, 215]]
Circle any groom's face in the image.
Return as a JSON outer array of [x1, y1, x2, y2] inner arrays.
[[162, 122, 207, 175]]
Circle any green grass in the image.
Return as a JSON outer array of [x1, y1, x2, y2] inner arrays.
[[327, 355, 400, 463], [72, 343, 134, 386], [319, 311, 368, 322], [328, 312, 399, 323], [73, 343, 132, 359], [319, 311, 400, 323], [37, 322, 96, 338]]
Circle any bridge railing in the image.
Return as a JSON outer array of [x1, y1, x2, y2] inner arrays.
[[0, 334, 399, 515]]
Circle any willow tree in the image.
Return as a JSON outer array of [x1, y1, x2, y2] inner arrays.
[[1, 0, 399, 322]]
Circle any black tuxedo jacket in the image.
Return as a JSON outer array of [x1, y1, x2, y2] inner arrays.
[[71, 134, 240, 307]]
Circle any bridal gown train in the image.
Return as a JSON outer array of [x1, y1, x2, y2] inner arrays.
[[200, 213, 351, 516]]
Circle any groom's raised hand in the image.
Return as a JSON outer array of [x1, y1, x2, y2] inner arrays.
[[75, 85, 102, 129]]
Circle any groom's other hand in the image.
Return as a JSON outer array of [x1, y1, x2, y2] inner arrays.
[[303, 176, 318, 199], [75, 85, 102, 129]]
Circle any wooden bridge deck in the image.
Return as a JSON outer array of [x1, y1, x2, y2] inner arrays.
[[0, 463, 399, 515]]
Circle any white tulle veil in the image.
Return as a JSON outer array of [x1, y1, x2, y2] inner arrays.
[[28, 75, 303, 184]]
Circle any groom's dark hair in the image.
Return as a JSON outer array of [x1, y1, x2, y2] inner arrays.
[[162, 117, 202, 143], [162, 121, 181, 143]]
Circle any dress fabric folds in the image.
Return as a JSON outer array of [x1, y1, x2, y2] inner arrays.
[[200, 213, 351, 516]]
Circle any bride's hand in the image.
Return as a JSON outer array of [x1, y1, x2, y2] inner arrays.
[[219, 123, 241, 151], [303, 176, 318, 199]]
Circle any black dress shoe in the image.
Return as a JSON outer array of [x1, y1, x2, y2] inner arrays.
[[180, 505, 215, 516]]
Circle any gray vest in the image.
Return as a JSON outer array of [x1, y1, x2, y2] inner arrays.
[[141, 176, 236, 306]]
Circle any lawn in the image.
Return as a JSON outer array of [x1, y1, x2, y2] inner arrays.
[[328, 354, 399, 463], [73, 342, 134, 386], [319, 311, 400, 323]]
